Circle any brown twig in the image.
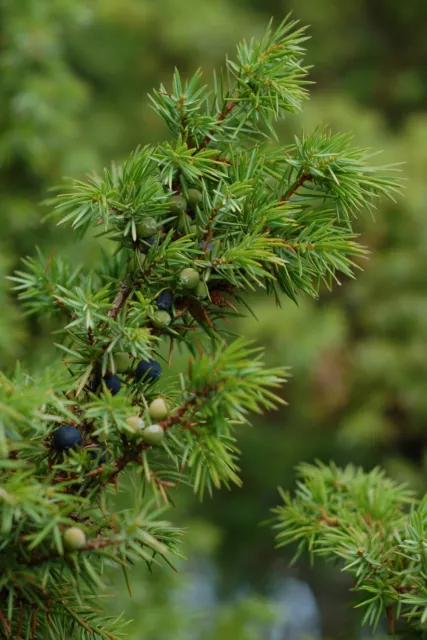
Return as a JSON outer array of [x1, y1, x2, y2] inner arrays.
[[0, 609, 11, 635], [281, 174, 312, 201], [386, 606, 395, 634], [319, 509, 340, 527], [196, 100, 238, 151], [108, 281, 132, 320]]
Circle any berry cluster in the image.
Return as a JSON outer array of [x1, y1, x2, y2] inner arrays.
[[128, 189, 212, 332], [53, 189, 209, 550]]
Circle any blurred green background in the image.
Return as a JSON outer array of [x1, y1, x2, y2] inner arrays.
[[2, 0, 427, 637]]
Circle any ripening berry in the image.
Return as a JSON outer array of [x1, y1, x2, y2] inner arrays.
[[63, 526, 87, 551], [135, 358, 162, 383], [168, 195, 187, 215], [187, 188, 202, 212], [196, 281, 209, 300], [142, 423, 165, 445], [126, 415, 145, 434], [137, 217, 157, 238], [151, 310, 171, 329], [114, 352, 134, 373], [149, 397, 169, 420], [53, 426, 82, 452], [141, 235, 156, 254], [104, 374, 121, 396], [179, 267, 200, 289], [156, 290, 174, 311]]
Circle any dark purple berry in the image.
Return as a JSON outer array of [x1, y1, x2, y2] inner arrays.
[[156, 290, 174, 311], [53, 426, 82, 452], [135, 358, 162, 384], [141, 236, 156, 254], [90, 376, 101, 393], [104, 375, 121, 396]]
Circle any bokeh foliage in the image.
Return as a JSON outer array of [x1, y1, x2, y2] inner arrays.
[[1, 0, 426, 638]]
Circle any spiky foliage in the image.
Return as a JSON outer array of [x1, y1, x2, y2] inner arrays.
[[2, 18, 397, 639], [273, 462, 427, 638]]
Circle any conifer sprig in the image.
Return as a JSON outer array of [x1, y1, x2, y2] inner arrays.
[[2, 17, 399, 639], [272, 462, 427, 635]]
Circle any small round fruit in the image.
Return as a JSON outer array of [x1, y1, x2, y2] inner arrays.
[[179, 268, 200, 290], [189, 224, 198, 234], [149, 397, 169, 420], [137, 217, 157, 238], [104, 375, 121, 396], [151, 310, 171, 329], [168, 195, 187, 215], [141, 236, 156, 254], [156, 290, 174, 311], [177, 213, 192, 233], [63, 527, 87, 551], [196, 281, 209, 300], [135, 358, 162, 383], [53, 426, 82, 452], [114, 352, 134, 374], [142, 424, 165, 445], [187, 188, 202, 212], [126, 415, 145, 434]]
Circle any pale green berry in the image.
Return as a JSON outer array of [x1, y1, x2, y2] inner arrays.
[[177, 213, 192, 233], [196, 281, 209, 300], [142, 424, 165, 445], [114, 352, 134, 373], [179, 268, 200, 290], [187, 188, 202, 212], [137, 217, 157, 238], [168, 195, 187, 215], [151, 310, 172, 329], [63, 527, 86, 551], [149, 397, 169, 420], [189, 224, 198, 234], [126, 415, 145, 435]]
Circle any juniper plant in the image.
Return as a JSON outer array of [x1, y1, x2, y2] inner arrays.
[[2, 17, 397, 639]]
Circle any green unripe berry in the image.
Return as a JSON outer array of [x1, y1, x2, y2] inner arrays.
[[151, 310, 172, 329], [177, 213, 192, 233], [168, 195, 187, 215], [149, 397, 169, 420], [137, 217, 157, 238], [187, 188, 202, 212], [189, 224, 198, 234], [142, 423, 165, 445], [126, 415, 145, 435], [179, 268, 200, 290], [196, 280, 209, 300], [114, 352, 134, 373], [63, 527, 86, 551]]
